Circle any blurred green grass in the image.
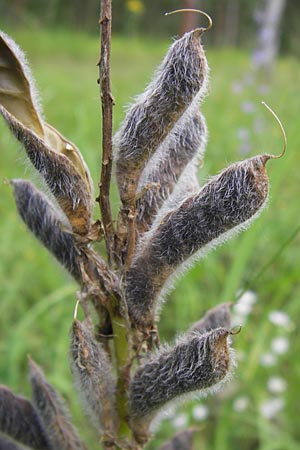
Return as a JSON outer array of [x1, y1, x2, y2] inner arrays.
[[0, 27, 300, 450]]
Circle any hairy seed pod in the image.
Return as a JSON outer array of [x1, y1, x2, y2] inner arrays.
[[0, 434, 31, 450], [115, 28, 209, 203], [189, 303, 232, 335], [136, 108, 207, 232], [130, 328, 233, 420], [0, 32, 93, 235], [126, 155, 271, 329], [28, 358, 86, 450], [158, 428, 198, 450], [70, 319, 117, 434], [0, 385, 53, 450], [11, 179, 82, 283]]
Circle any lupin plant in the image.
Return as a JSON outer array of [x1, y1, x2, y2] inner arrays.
[[0, 2, 286, 450]]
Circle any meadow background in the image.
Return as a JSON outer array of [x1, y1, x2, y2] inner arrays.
[[1, 2, 300, 449]]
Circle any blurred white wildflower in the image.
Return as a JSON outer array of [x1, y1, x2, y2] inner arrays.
[[267, 376, 287, 394], [241, 100, 255, 114], [260, 398, 285, 420], [192, 404, 209, 421], [232, 290, 257, 325], [260, 353, 277, 367], [233, 396, 249, 412], [172, 413, 188, 430], [237, 127, 250, 140], [232, 81, 244, 94], [268, 311, 290, 328], [271, 337, 289, 355], [238, 141, 252, 156]]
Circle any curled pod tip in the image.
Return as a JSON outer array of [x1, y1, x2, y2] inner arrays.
[[260, 101, 287, 163], [165, 9, 213, 34]]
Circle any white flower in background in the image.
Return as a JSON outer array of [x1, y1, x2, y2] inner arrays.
[[260, 353, 277, 367], [192, 404, 209, 421], [271, 337, 289, 355], [233, 290, 257, 324], [268, 310, 290, 328], [233, 396, 249, 412], [260, 398, 285, 420], [267, 376, 287, 394], [172, 413, 188, 430], [241, 100, 255, 114], [237, 127, 250, 140]]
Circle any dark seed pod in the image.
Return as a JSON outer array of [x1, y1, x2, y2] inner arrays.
[[130, 328, 233, 420], [70, 319, 117, 434], [115, 28, 209, 203], [189, 302, 232, 335], [11, 179, 82, 283], [0, 385, 53, 450], [136, 109, 207, 232], [0, 32, 93, 236], [28, 358, 86, 450], [0, 434, 31, 450], [158, 428, 198, 450], [126, 155, 271, 329]]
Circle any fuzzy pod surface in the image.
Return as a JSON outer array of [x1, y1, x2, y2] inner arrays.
[[29, 358, 86, 450], [136, 109, 207, 232], [115, 28, 209, 203], [70, 319, 116, 433], [11, 179, 82, 283], [189, 303, 232, 335], [130, 328, 233, 419], [126, 155, 270, 328], [0, 385, 53, 450]]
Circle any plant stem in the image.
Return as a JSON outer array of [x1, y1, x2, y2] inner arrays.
[[98, 0, 115, 266]]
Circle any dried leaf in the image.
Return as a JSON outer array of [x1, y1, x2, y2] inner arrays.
[[11, 179, 82, 283], [28, 358, 86, 450], [0, 32, 93, 235], [126, 155, 269, 329], [0, 385, 52, 450], [70, 319, 117, 434], [130, 328, 233, 420]]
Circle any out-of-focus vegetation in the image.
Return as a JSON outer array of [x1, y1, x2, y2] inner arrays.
[[1, 0, 300, 54], [0, 16, 300, 450]]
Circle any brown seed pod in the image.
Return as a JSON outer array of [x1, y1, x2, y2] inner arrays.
[[126, 155, 272, 329], [158, 428, 199, 450], [189, 302, 232, 335], [11, 179, 82, 283], [136, 108, 207, 233], [114, 24, 210, 204], [130, 328, 233, 420], [126, 102, 287, 329], [70, 319, 117, 434], [28, 357, 86, 450], [0, 385, 53, 450], [0, 32, 93, 235]]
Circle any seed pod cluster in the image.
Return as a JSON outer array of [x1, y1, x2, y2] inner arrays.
[[126, 155, 270, 329], [0, 32, 93, 236], [29, 358, 86, 450], [70, 319, 117, 434], [115, 28, 209, 204], [130, 328, 233, 420]]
